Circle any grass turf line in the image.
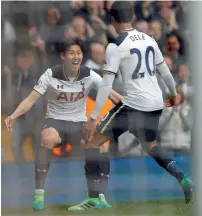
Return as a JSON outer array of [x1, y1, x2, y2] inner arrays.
[[2, 199, 193, 216]]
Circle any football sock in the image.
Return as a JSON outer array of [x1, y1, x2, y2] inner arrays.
[[35, 145, 52, 190], [84, 148, 100, 198], [98, 152, 110, 194], [149, 145, 184, 182]]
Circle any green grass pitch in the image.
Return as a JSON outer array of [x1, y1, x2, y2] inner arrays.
[[2, 199, 194, 216]]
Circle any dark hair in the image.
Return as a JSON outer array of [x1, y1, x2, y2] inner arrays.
[[60, 38, 84, 53], [110, 1, 134, 23], [166, 30, 186, 56]]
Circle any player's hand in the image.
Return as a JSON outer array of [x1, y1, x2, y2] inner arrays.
[[165, 96, 177, 107], [4, 116, 14, 132], [83, 118, 97, 142]]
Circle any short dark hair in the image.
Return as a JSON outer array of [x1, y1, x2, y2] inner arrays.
[[60, 38, 84, 53], [111, 1, 134, 23]]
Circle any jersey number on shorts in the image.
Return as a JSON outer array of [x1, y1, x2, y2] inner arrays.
[[130, 46, 155, 79]]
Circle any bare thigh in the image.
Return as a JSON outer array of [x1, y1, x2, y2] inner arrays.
[[40, 127, 62, 149]]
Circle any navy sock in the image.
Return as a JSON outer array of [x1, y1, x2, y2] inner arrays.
[[98, 152, 110, 194], [35, 145, 52, 190], [84, 148, 100, 198], [149, 145, 184, 182]]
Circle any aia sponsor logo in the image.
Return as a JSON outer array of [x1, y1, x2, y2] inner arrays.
[[57, 92, 84, 102]]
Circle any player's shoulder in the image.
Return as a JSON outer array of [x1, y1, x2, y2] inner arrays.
[[142, 32, 158, 44], [44, 64, 95, 81], [50, 65, 65, 80], [48, 65, 91, 81], [104, 32, 128, 54], [111, 32, 129, 46], [77, 65, 92, 81], [105, 42, 120, 56], [80, 66, 102, 79], [41, 67, 53, 80]]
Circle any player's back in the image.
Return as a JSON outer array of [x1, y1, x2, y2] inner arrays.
[[115, 29, 164, 111]]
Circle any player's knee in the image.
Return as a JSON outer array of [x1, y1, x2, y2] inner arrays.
[[142, 141, 157, 153], [40, 137, 53, 149], [40, 129, 61, 149]]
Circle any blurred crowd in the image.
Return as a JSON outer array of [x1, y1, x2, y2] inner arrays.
[[1, 1, 193, 162]]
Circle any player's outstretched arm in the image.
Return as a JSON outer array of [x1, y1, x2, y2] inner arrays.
[[157, 61, 177, 96], [157, 61, 177, 106], [4, 90, 41, 131], [90, 69, 123, 105], [83, 72, 115, 141], [83, 43, 121, 141], [91, 72, 115, 120]]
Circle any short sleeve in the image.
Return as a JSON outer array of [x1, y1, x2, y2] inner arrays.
[[103, 43, 121, 74], [33, 69, 52, 95], [90, 70, 102, 90]]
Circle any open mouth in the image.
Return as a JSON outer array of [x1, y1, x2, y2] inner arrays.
[[72, 61, 80, 66]]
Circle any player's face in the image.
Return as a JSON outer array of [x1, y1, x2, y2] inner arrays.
[[62, 45, 83, 70]]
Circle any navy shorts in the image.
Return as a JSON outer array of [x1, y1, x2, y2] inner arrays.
[[42, 118, 85, 146], [97, 102, 162, 143]]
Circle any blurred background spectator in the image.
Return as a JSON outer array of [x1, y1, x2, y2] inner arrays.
[[148, 20, 164, 50], [2, 45, 46, 162], [1, 1, 192, 162], [135, 20, 149, 34], [176, 64, 193, 101], [85, 41, 105, 70], [159, 85, 192, 154]]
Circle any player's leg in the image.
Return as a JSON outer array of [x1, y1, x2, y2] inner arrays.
[[99, 142, 110, 195], [88, 103, 127, 198], [144, 140, 194, 203], [96, 128, 126, 200], [145, 141, 195, 203], [96, 142, 113, 207], [33, 119, 62, 211], [81, 103, 127, 208], [82, 142, 112, 209], [69, 103, 127, 211], [129, 109, 195, 204], [67, 122, 111, 211]]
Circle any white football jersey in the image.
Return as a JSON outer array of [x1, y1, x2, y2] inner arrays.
[[34, 65, 102, 121], [104, 29, 164, 111]]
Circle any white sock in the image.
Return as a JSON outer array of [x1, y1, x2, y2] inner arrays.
[[35, 189, 45, 194]]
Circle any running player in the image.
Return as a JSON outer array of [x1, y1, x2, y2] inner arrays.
[[5, 38, 123, 211], [83, 1, 195, 204]]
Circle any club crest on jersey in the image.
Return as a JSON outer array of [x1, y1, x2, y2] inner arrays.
[[57, 84, 64, 89], [36, 80, 42, 88], [80, 81, 85, 91], [104, 57, 110, 66]]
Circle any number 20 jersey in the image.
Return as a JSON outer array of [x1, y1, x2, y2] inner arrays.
[[34, 65, 102, 122], [104, 29, 164, 111]]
